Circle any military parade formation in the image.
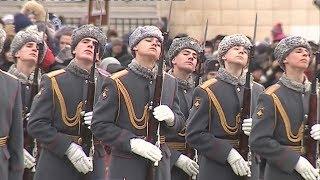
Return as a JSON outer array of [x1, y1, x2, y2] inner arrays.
[[2, 1, 320, 180]]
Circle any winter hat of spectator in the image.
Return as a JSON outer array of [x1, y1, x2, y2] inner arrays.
[[10, 28, 45, 62], [274, 36, 311, 70], [0, 28, 6, 52], [71, 24, 107, 58], [167, 36, 202, 64], [217, 34, 252, 66], [129, 26, 163, 56], [21, 0, 46, 22], [13, 13, 33, 33], [271, 23, 286, 43]]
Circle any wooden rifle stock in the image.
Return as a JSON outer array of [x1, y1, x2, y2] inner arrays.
[[80, 42, 98, 156], [304, 50, 320, 167]]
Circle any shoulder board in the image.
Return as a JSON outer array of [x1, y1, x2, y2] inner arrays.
[[265, 84, 281, 95], [96, 67, 111, 77], [200, 78, 217, 89], [111, 69, 128, 80], [0, 69, 18, 80], [46, 69, 66, 78]]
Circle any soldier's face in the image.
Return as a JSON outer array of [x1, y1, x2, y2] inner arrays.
[[133, 37, 161, 60], [172, 49, 198, 73], [74, 37, 99, 63], [284, 47, 310, 70], [15, 42, 38, 64], [223, 46, 248, 67]]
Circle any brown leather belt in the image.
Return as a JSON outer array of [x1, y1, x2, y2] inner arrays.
[[138, 135, 166, 145], [65, 134, 102, 146], [284, 145, 305, 155], [0, 136, 8, 147], [167, 142, 186, 151], [225, 139, 240, 149]]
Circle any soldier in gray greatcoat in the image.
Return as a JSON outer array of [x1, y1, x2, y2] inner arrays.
[[8, 27, 46, 180], [186, 34, 265, 180], [0, 28, 24, 180], [250, 36, 319, 180], [91, 25, 185, 180], [27, 24, 107, 180], [165, 36, 201, 180]]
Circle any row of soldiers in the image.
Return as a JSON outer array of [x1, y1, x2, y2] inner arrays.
[[0, 22, 319, 180]]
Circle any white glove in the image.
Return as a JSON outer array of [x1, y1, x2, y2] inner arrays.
[[65, 143, 93, 174], [175, 154, 199, 177], [130, 138, 162, 162], [295, 156, 318, 180], [242, 118, 252, 136], [227, 148, 250, 176], [153, 105, 175, 126], [82, 111, 93, 129], [23, 149, 36, 169], [25, 113, 30, 121], [310, 124, 320, 140]]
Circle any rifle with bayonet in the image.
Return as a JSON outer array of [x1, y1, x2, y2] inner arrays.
[[146, 1, 172, 180], [194, 19, 208, 87], [239, 13, 257, 179], [184, 19, 209, 180]]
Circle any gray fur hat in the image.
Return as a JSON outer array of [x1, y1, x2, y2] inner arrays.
[[71, 24, 107, 57], [167, 36, 202, 63], [0, 28, 6, 52], [217, 34, 252, 65], [274, 36, 311, 69], [10, 29, 46, 62], [129, 25, 163, 55]]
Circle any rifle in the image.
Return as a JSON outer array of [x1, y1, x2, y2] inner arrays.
[[304, 43, 320, 168], [239, 13, 257, 179], [184, 18, 209, 180], [80, 41, 99, 157], [194, 19, 208, 87], [146, 1, 172, 179]]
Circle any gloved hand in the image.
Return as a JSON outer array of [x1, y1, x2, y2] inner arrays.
[[310, 124, 320, 140], [25, 113, 30, 121], [81, 111, 93, 129], [295, 156, 318, 180], [65, 143, 93, 174], [153, 105, 174, 126], [130, 138, 162, 162], [242, 118, 252, 136], [227, 148, 250, 176], [175, 154, 199, 177], [23, 149, 35, 169]]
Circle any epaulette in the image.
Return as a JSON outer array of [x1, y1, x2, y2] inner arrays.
[[111, 69, 128, 80], [200, 78, 217, 89], [0, 69, 18, 80], [265, 84, 281, 95], [96, 67, 111, 77], [46, 69, 66, 78]]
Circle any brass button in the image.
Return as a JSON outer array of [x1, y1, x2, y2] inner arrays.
[[77, 137, 83, 145]]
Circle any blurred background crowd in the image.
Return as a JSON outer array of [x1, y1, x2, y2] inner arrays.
[[1, 0, 320, 89]]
